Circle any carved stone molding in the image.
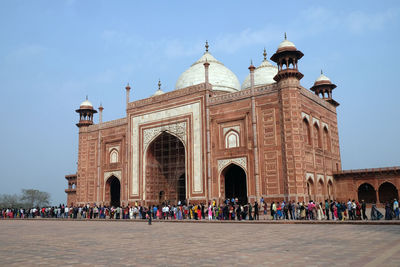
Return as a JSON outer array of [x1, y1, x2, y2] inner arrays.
[[218, 157, 247, 173], [317, 174, 324, 183], [306, 172, 315, 182], [223, 125, 240, 136], [143, 121, 187, 151], [104, 170, 121, 182], [108, 146, 120, 152]]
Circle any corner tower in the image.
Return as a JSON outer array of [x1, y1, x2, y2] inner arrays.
[[270, 34, 305, 201], [310, 71, 339, 107], [270, 33, 304, 83], [76, 97, 97, 127]]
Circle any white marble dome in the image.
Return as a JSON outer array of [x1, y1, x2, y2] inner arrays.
[[175, 51, 240, 93], [80, 99, 93, 108], [242, 58, 278, 90], [315, 73, 331, 83], [278, 39, 296, 50]]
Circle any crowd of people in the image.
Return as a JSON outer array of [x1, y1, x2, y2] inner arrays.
[[1, 197, 399, 221]]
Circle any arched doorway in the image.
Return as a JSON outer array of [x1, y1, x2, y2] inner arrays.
[[327, 180, 333, 200], [177, 174, 186, 203], [317, 180, 324, 203], [358, 183, 376, 203], [222, 164, 247, 204], [146, 131, 186, 204], [106, 176, 120, 207], [307, 179, 314, 201], [378, 182, 399, 203]]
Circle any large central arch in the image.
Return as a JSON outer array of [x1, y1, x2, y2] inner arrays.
[[222, 164, 247, 204], [145, 131, 186, 204]]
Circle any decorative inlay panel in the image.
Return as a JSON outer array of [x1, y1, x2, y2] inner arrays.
[[218, 157, 247, 173], [104, 170, 121, 182], [143, 122, 187, 151]]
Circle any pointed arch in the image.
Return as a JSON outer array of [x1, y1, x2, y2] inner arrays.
[[110, 149, 119, 163], [323, 126, 331, 152], [225, 130, 240, 148], [306, 176, 315, 201], [144, 131, 186, 204], [313, 122, 322, 148], [327, 180, 333, 200], [221, 163, 248, 205], [302, 118, 311, 145], [378, 182, 398, 203], [105, 176, 121, 207], [358, 183, 376, 203]]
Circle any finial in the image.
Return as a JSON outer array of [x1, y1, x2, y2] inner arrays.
[[284, 32, 287, 40], [249, 59, 256, 71], [125, 83, 131, 90], [263, 48, 267, 60], [158, 79, 161, 90], [86, 95, 88, 100], [205, 40, 209, 52], [321, 69, 323, 75]]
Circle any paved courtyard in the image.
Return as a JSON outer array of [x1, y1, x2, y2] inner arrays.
[[1, 220, 400, 266]]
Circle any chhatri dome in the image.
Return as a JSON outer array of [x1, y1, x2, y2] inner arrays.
[[175, 41, 240, 93], [277, 33, 296, 51], [242, 48, 278, 90], [315, 71, 331, 83], [79, 96, 94, 109]]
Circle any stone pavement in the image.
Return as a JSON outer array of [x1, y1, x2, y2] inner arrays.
[[1, 220, 400, 266]]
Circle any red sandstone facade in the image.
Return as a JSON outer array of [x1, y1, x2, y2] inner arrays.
[[65, 38, 398, 207]]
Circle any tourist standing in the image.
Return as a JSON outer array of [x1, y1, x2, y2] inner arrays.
[[393, 199, 399, 220], [385, 202, 393, 220], [361, 200, 367, 220], [371, 203, 383, 220], [254, 201, 259, 220], [325, 200, 330, 220]]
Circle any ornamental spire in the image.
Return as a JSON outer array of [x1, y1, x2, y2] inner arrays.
[[158, 79, 161, 90], [284, 32, 287, 40], [263, 47, 267, 61], [205, 40, 209, 52]]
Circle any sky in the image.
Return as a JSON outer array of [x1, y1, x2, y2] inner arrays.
[[0, 1, 399, 205]]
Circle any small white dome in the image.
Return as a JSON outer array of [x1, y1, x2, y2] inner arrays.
[[278, 39, 296, 50], [175, 51, 240, 93], [153, 89, 165, 96], [80, 99, 93, 108], [242, 59, 278, 90], [315, 73, 331, 83]]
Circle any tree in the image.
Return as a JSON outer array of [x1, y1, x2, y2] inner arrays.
[[0, 194, 21, 208], [20, 189, 50, 208]]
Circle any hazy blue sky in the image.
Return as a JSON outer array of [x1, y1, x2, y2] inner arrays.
[[1, 1, 399, 205]]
